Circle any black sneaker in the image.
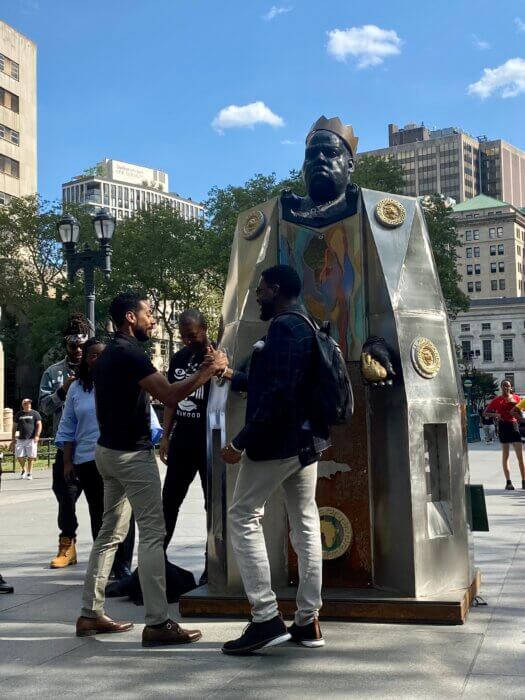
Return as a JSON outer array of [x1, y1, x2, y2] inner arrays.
[[522, 480, 525, 490], [0, 574, 14, 594], [288, 619, 325, 648], [505, 481, 515, 490], [221, 615, 291, 655]]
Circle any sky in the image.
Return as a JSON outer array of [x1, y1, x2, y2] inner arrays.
[[4, 0, 525, 205]]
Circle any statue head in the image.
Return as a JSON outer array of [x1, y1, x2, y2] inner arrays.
[[302, 116, 358, 204]]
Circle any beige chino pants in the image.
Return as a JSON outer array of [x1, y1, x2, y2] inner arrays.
[[81, 445, 169, 626]]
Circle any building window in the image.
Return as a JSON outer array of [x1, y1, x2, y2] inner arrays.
[[0, 53, 19, 81], [490, 262, 497, 273], [498, 261, 505, 272], [474, 246, 480, 257], [0, 154, 19, 178], [489, 228, 496, 239], [467, 282, 473, 292], [0, 123, 20, 146], [499, 279, 506, 290], [460, 323, 470, 332], [475, 281, 481, 291], [473, 230, 479, 240], [504, 372, 515, 386], [497, 227, 503, 238], [0, 87, 19, 113], [482, 339, 492, 362], [503, 339, 514, 362], [467, 265, 473, 275], [475, 264, 481, 275], [498, 244, 504, 255], [465, 230, 473, 241], [466, 247, 472, 258], [502, 321, 512, 330], [490, 245, 496, 256], [0, 190, 11, 205], [461, 340, 472, 359], [491, 280, 498, 290], [481, 322, 491, 331]]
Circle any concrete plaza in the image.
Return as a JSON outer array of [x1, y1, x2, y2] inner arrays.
[[0, 443, 523, 698]]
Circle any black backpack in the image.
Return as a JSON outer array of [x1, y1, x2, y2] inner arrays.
[[274, 311, 354, 426]]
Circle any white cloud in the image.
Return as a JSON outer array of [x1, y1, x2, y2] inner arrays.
[[472, 34, 490, 50], [468, 57, 525, 99], [327, 25, 402, 69], [281, 139, 299, 145], [212, 101, 285, 132], [263, 5, 292, 21], [515, 17, 525, 32]]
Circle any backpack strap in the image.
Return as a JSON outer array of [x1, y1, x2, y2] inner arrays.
[[272, 310, 319, 332]]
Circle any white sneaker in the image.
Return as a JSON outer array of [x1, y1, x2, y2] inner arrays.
[[26, 473, 33, 480], [20, 471, 26, 479]]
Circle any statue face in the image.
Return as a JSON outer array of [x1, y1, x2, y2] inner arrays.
[[302, 130, 353, 204]]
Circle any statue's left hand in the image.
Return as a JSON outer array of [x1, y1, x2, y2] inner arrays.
[[361, 336, 395, 387]]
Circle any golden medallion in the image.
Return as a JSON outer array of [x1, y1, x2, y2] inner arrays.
[[411, 337, 441, 379], [242, 210, 266, 240], [319, 506, 353, 560], [375, 198, 406, 228]]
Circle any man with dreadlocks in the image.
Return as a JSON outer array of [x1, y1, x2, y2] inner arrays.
[[39, 313, 90, 568]]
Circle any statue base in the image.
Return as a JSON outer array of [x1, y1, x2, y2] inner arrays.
[[179, 570, 481, 625]]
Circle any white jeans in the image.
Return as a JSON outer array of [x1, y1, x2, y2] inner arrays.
[[229, 454, 322, 625]]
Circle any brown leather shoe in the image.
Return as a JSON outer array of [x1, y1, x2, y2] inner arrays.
[[76, 614, 134, 637], [142, 619, 202, 647]]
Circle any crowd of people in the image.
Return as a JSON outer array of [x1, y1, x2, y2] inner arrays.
[[2, 263, 525, 652], [1, 265, 329, 654]]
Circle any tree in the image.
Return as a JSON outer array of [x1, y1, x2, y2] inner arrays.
[[353, 155, 404, 193], [462, 369, 498, 413], [421, 195, 470, 317]]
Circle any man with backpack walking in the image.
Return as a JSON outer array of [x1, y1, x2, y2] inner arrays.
[[220, 264, 351, 655]]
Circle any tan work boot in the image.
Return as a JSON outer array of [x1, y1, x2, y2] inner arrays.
[[50, 536, 77, 568]]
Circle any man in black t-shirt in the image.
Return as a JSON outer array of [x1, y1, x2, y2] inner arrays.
[[159, 310, 211, 584], [76, 292, 226, 648], [11, 399, 42, 480]]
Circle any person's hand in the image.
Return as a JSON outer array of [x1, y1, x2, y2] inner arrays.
[[200, 348, 228, 378], [159, 436, 170, 465], [221, 444, 242, 464], [63, 461, 75, 483], [9, 439, 15, 452], [62, 375, 76, 394], [33, 436, 40, 443]]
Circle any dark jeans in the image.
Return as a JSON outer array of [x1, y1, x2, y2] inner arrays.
[[52, 449, 81, 538], [162, 429, 207, 550], [74, 460, 135, 572]]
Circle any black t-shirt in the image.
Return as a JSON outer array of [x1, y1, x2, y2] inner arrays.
[[93, 332, 157, 451], [167, 346, 210, 435], [15, 410, 41, 439]]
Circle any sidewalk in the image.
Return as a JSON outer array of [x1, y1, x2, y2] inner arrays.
[[0, 444, 523, 699]]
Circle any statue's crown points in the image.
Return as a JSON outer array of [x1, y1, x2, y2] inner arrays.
[[307, 116, 358, 156]]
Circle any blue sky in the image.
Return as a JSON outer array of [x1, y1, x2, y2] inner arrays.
[[4, 0, 525, 205]]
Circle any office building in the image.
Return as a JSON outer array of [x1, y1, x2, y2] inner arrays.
[[452, 194, 525, 300], [360, 122, 525, 207], [0, 20, 37, 204], [62, 158, 204, 222], [450, 297, 525, 393]]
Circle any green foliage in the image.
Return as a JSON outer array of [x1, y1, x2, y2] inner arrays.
[[421, 194, 470, 317], [353, 155, 405, 193], [463, 370, 499, 412]]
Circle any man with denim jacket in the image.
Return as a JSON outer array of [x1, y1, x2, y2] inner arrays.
[[220, 264, 329, 655]]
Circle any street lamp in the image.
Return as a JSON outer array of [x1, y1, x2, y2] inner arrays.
[[57, 209, 116, 337], [461, 349, 481, 443]]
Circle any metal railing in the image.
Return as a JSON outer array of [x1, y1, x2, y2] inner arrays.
[[0, 437, 56, 474]]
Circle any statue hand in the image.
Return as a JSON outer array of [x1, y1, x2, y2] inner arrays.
[[361, 336, 395, 387]]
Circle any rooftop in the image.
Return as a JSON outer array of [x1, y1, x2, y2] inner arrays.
[[452, 194, 509, 212]]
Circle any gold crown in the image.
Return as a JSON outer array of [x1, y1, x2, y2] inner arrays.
[[306, 116, 359, 156]]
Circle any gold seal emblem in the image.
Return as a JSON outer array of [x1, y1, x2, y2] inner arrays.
[[375, 198, 406, 228], [411, 337, 441, 379], [318, 507, 353, 560], [242, 210, 266, 240]]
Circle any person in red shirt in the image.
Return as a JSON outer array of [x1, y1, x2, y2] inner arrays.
[[484, 380, 525, 490]]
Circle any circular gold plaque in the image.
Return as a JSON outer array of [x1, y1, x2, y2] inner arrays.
[[375, 198, 406, 228], [319, 507, 353, 560], [242, 210, 266, 240], [411, 337, 441, 379]]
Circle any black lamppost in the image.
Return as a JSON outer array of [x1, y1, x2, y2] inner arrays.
[[57, 210, 116, 337]]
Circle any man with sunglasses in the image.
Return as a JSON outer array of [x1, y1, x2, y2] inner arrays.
[[39, 313, 90, 568]]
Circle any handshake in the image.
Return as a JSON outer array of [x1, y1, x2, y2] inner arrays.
[[199, 346, 229, 379]]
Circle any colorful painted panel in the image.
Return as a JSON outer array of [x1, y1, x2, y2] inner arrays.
[[279, 214, 365, 361]]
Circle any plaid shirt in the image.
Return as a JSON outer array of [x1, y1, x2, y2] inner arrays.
[[231, 308, 330, 461]]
